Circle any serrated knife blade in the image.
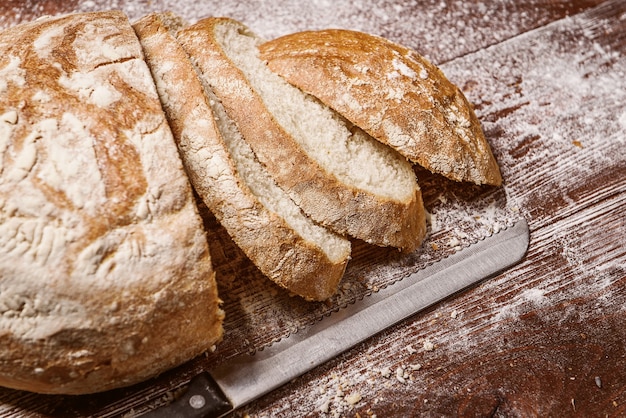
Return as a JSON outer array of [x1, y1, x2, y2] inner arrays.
[[141, 218, 529, 418]]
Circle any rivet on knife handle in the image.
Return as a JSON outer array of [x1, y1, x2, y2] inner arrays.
[[140, 373, 233, 418]]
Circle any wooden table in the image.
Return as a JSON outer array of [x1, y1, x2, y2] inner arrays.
[[1, 0, 624, 416]]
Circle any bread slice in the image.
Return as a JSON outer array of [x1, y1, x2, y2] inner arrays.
[[175, 18, 427, 252], [259, 29, 502, 186], [133, 13, 351, 301], [0, 11, 223, 394]]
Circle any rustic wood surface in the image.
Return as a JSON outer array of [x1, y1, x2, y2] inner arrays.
[[1, 0, 625, 417]]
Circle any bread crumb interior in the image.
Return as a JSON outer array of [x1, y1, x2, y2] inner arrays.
[[215, 22, 417, 201]]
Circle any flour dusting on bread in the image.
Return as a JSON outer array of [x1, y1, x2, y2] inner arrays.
[[0, 11, 223, 395]]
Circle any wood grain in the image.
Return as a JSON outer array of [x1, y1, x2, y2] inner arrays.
[[0, 1, 624, 417], [239, 2, 626, 416]]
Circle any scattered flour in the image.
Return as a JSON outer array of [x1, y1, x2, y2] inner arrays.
[[1, 2, 623, 417], [619, 110, 626, 131], [492, 287, 548, 322]]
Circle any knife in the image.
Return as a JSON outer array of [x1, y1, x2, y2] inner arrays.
[[141, 218, 529, 417]]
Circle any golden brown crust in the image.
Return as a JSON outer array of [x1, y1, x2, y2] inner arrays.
[[134, 13, 350, 301], [0, 11, 222, 394], [259, 29, 503, 186], [176, 18, 427, 252]]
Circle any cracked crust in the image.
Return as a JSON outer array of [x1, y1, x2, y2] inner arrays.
[[259, 29, 503, 186], [0, 11, 223, 394]]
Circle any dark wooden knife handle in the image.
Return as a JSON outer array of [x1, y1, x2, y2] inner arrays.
[[140, 373, 233, 418]]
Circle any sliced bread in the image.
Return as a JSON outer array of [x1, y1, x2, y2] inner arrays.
[[133, 13, 351, 301], [175, 18, 427, 252], [259, 29, 503, 186], [0, 11, 223, 394]]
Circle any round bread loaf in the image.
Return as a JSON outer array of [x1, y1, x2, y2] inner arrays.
[[0, 11, 223, 394]]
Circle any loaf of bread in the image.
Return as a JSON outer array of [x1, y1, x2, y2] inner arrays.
[[0, 11, 223, 394], [0, 9, 502, 396], [175, 18, 428, 252], [259, 29, 503, 186], [133, 13, 351, 301]]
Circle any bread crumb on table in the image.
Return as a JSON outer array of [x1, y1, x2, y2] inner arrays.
[[345, 391, 362, 405], [422, 338, 435, 351]]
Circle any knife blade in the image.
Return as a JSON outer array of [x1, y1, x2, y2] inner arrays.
[[141, 217, 529, 417]]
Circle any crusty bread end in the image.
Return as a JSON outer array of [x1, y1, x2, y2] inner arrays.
[[260, 29, 503, 186]]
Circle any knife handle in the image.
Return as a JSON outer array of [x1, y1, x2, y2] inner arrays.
[[140, 373, 233, 418]]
